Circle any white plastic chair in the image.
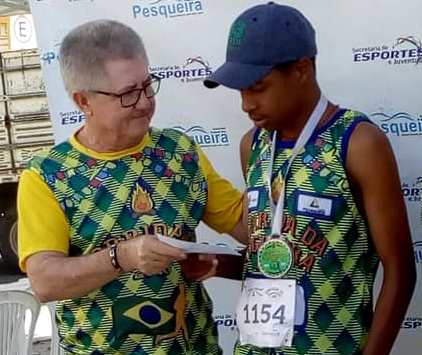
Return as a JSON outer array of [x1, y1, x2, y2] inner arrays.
[[0, 290, 41, 355], [47, 302, 65, 355]]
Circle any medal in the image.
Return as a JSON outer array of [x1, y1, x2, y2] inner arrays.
[[258, 238, 293, 278], [237, 96, 328, 349], [256, 96, 327, 278]]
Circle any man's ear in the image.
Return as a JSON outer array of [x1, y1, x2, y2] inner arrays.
[[73, 91, 93, 117], [293, 57, 315, 84]]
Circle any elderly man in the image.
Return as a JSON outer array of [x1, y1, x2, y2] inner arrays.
[[18, 20, 246, 354], [205, 2, 415, 355]]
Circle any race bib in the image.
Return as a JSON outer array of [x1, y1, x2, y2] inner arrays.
[[236, 278, 296, 348]]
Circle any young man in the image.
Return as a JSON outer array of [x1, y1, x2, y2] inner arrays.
[[205, 2, 415, 354], [18, 20, 246, 354]]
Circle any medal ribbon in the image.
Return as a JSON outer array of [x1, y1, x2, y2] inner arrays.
[[268, 95, 328, 237]]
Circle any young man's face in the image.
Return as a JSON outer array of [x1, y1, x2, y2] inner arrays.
[[240, 63, 303, 131]]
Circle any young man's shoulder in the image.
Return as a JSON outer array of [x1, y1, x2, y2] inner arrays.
[[341, 108, 370, 120]]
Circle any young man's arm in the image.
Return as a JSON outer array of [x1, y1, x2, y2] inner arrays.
[[346, 122, 416, 355], [208, 129, 255, 280], [209, 129, 257, 278], [240, 128, 256, 229], [181, 252, 246, 280], [240, 128, 256, 179], [181, 134, 256, 281]]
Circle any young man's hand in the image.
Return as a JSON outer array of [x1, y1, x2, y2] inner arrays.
[[181, 254, 218, 281], [182, 251, 247, 281]]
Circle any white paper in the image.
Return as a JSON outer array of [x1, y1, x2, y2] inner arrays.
[[236, 278, 296, 348], [156, 234, 241, 256]]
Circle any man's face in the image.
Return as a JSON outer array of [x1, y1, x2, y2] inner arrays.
[[240, 64, 302, 131], [86, 57, 156, 143]]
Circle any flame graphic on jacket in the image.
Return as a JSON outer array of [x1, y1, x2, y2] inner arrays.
[[132, 185, 154, 215]]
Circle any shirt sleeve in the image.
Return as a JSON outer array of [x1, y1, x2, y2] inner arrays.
[[18, 169, 70, 272], [197, 147, 243, 234]]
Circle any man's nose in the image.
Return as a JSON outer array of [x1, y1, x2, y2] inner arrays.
[[134, 91, 154, 110], [240, 90, 257, 114]]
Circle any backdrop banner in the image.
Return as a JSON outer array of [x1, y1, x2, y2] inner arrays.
[[29, 1, 422, 353]]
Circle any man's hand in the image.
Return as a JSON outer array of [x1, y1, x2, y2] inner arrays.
[[181, 254, 218, 281], [25, 234, 187, 302], [119, 234, 187, 275]]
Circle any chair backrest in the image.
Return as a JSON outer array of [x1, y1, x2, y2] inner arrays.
[[0, 290, 40, 355], [47, 302, 65, 355]]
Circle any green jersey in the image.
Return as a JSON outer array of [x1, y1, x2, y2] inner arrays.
[[236, 110, 379, 355]]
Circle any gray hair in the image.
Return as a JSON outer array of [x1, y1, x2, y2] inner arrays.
[[59, 19, 148, 96]]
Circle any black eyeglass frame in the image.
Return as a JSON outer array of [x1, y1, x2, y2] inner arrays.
[[91, 74, 161, 108]]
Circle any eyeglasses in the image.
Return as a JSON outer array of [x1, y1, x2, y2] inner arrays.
[[91, 74, 161, 108]]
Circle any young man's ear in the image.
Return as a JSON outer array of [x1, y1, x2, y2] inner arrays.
[[294, 57, 315, 84]]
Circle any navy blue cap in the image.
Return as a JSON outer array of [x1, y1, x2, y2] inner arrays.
[[204, 2, 317, 90]]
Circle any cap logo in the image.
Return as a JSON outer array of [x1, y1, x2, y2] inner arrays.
[[228, 20, 246, 49]]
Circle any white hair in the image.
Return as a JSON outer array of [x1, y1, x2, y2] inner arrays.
[[59, 19, 148, 96]]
